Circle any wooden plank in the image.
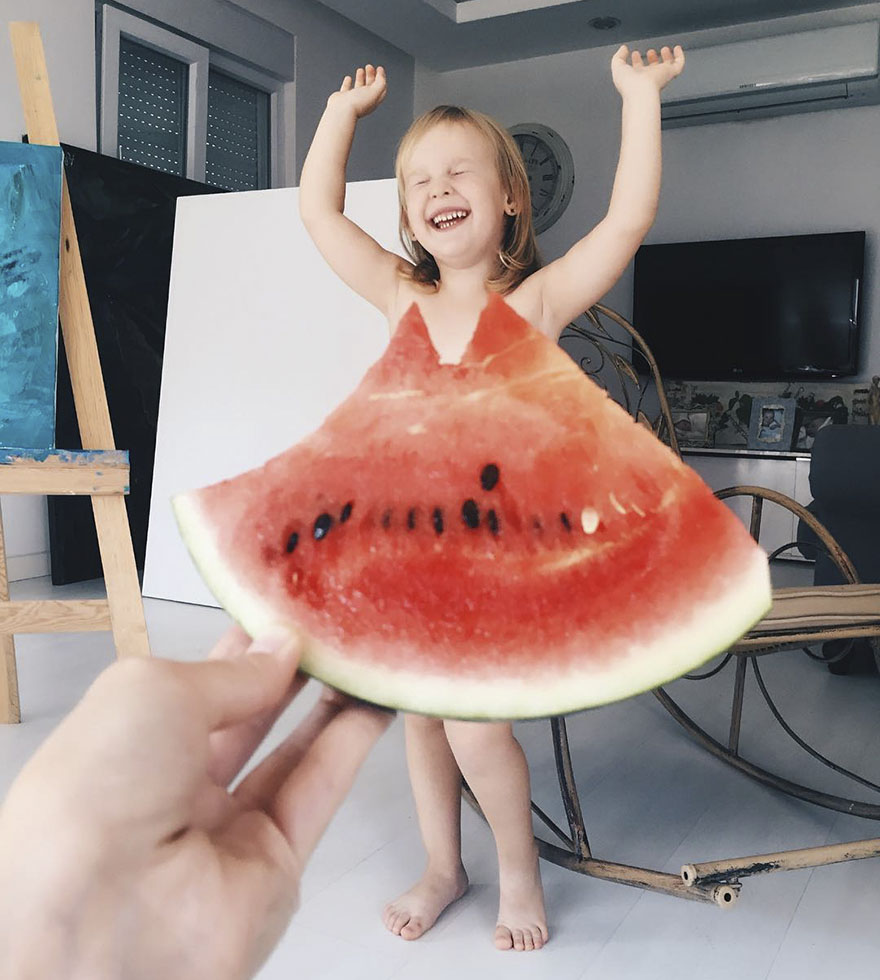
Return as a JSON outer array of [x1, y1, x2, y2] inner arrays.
[[0, 512, 20, 723], [0, 633, 18, 724], [10, 21, 115, 450], [0, 450, 129, 495], [0, 599, 112, 633], [8, 22, 59, 144], [92, 496, 151, 658], [57, 176, 116, 448]]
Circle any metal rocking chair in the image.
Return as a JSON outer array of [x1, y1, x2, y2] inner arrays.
[[463, 302, 880, 907]]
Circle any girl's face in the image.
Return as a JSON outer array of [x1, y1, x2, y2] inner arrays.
[[401, 121, 513, 271]]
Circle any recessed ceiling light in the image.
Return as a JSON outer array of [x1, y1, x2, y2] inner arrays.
[[589, 16, 620, 30]]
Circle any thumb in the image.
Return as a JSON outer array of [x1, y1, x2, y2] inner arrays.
[[176, 629, 304, 731]]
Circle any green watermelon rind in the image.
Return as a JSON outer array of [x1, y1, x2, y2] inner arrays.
[[172, 490, 772, 721]]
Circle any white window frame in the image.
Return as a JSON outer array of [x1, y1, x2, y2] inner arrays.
[[100, 4, 284, 186]]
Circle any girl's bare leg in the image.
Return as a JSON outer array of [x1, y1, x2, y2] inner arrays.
[[382, 714, 469, 940], [444, 720, 547, 952]]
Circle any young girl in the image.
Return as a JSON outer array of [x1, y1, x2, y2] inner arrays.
[[299, 43, 685, 952]]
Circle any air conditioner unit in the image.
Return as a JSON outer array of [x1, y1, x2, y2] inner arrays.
[[661, 22, 880, 127]]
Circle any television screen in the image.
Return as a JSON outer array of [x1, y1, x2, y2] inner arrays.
[[632, 231, 864, 380]]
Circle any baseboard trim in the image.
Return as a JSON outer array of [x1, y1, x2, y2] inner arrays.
[[7, 551, 51, 583]]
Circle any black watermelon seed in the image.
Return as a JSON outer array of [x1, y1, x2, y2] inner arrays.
[[487, 509, 499, 535], [533, 517, 543, 532], [285, 531, 299, 553], [480, 463, 500, 491], [462, 499, 480, 529], [407, 508, 417, 530], [340, 501, 353, 523], [432, 507, 444, 534], [560, 512, 572, 532], [381, 509, 392, 529], [313, 513, 333, 540]]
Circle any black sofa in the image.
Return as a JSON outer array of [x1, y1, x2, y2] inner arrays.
[[796, 423, 880, 673]]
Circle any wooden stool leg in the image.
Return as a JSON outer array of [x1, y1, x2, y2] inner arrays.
[[91, 496, 150, 659], [0, 506, 21, 724]]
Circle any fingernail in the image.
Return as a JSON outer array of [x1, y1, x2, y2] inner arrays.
[[249, 627, 300, 657]]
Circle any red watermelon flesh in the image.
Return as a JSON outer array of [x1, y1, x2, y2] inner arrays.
[[173, 294, 770, 720]]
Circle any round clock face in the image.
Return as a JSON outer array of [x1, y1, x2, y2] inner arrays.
[[509, 123, 575, 234]]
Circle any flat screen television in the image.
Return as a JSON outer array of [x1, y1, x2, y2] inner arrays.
[[632, 231, 865, 380]]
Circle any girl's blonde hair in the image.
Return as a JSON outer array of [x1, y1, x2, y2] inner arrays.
[[394, 105, 542, 293]]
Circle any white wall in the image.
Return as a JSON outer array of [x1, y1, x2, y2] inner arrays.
[[0, 0, 415, 580], [414, 5, 880, 385], [223, 0, 414, 181]]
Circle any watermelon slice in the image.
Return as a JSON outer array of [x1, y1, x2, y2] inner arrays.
[[173, 294, 770, 720]]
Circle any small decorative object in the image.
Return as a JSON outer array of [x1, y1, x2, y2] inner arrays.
[[852, 387, 869, 424], [793, 408, 835, 451], [712, 389, 751, 448], [672, 410, 709, 447], [868, 376, 880, 425], [747, 397, 796, 451], [508, 123, 575, 233]]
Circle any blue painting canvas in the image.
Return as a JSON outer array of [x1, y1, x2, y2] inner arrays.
[[0, 141, 63, 449]]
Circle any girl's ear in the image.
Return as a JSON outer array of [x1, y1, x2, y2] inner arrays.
[[504, 196, 517, 216]]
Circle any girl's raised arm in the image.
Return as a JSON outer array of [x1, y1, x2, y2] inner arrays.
[[528, 44, 685, 339], [299, 65, 407, 318]]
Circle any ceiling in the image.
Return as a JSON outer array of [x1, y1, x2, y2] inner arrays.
[[312, 0, 876, 71]]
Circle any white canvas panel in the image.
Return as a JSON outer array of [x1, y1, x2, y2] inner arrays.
[[143, 180, 403, 606]]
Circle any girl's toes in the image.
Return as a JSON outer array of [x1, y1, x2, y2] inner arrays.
[[494, 925, 513, 950]]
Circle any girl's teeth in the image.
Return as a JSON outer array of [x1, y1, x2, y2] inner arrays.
[[432, 210, 468, 229]]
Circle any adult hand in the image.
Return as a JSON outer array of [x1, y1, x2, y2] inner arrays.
[[328, 63, 387, 118], [0, 626, 393, 980], [611, 44, 685, 96]]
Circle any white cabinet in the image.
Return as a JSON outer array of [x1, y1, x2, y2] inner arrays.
[[682, 449, 813, 562]]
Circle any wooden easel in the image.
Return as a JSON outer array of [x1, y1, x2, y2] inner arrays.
[[0, 22, 150, 724]]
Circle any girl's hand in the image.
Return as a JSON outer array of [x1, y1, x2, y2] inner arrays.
[[329, 64, 387, 118], [611, 44, 685, 96]]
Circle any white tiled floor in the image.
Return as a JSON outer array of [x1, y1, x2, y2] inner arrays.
[[3, 566, 879, 979]]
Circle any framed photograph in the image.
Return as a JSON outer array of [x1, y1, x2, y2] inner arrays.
[[672, 410, 710, 448], [793, 409, 835, 451], [747, 397, 796, 451]]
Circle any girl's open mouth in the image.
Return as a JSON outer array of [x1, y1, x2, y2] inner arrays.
[[430, 209, 470, 231]]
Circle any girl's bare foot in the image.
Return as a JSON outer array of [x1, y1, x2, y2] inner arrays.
[[382, 866, 469, 940], [494, 844, 548, 951]]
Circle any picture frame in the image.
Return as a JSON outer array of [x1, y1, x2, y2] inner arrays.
[[747, 397, 796, 452], [671, 410, 710, 448], [793, 408, 836, 452]]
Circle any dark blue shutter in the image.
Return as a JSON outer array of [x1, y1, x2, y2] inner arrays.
[[206, 69, 270, 191], [117, 36, 188, 176]]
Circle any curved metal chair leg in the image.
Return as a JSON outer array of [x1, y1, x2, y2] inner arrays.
[[654, 485, 880, 818], [551, 716, 591, 858]]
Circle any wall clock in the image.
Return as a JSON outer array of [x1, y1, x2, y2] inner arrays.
[[508, 122, 575, 234]]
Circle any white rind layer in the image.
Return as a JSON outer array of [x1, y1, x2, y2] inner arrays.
[[173, 491, 772, 721]]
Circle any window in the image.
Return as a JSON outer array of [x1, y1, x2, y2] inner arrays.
[[100, 5, 281, 189], [117, 36, 189, 176], [206, 69, 270, 191]]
